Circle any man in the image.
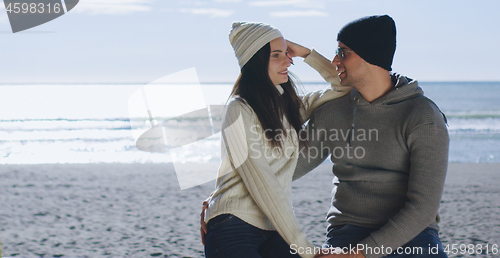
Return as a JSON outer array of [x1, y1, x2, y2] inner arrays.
[[292, 15, 449, 258]]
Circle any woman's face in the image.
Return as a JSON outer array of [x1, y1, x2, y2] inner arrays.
[[268, 37, 291, 86]]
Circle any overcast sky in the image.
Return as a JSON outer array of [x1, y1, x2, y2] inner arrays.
[[1, 0, 499, 83]]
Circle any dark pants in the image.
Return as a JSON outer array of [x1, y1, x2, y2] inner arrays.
[[324, 224, 448, 257], [204, 214, 300, 258]]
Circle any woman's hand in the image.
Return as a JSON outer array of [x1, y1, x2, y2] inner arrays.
[[286, 40, 311, 58], [200, 201, 208, 245], [200, 194, 213, 245]]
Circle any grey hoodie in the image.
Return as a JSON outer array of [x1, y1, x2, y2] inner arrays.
[[294, 74, 449, 258]]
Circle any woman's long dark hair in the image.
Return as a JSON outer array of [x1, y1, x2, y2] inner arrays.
[[230, 42, 305, 148]]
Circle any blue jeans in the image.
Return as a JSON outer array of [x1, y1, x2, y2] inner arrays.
[[204, 214, 300, 258], [324, 224, 448, 257]]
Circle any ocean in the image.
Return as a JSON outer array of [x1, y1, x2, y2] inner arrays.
[[1, 82, 499, 164]]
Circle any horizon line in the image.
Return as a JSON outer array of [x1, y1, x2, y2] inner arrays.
[[1, 81, 500, 85]]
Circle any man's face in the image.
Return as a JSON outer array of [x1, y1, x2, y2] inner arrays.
[[332, 42, 369, 88]]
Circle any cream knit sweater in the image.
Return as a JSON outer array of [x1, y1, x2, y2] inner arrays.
[[205, 50, 350, 258]]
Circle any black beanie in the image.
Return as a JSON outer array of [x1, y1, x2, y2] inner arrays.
[[337, 15, 396, 71]]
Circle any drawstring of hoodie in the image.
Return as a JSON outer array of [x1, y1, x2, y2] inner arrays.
[[349, 95, 359, 146]]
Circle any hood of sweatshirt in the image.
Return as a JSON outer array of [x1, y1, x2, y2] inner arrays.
[[350, 73, 424, 106], [346, 73, 426, 147]]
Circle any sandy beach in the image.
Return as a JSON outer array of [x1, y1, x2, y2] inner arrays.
[[0, 163, 498, 258]]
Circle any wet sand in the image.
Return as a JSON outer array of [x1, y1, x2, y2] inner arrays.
[[0, 163, 498, 257]]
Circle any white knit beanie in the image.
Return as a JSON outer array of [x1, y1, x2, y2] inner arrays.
[[229, 22, 283, 69]]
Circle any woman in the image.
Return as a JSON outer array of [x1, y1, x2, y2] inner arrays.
[[202, 22, 350, 258]]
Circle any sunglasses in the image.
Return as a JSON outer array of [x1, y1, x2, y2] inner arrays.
[[335, 47, 353, 60]]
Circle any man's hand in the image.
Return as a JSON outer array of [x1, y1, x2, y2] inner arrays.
[[314, 247, 366, 258], [286, 40, 311, 58], [314, 248, 339, 257], [315, 254, 365, 258]]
